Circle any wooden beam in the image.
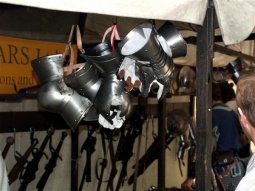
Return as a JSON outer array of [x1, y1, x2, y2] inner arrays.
[[0, 111, 69, 133], [214, 44, 255, 62], [185, 33, 255, 44]]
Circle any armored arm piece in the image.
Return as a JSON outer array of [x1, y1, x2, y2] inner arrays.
[[118, 21, 186, 100], [183, 119, 197, 180], [177, 135, 186, 162], [31, 54, 93, 132], [79, 42, 132, 129], [188, 121, 196, 164], [30, 22, 186, 130], [177, 116, 196, 163]]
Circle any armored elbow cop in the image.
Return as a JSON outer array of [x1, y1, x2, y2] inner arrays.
[[37, 80, 93, 130], [32, 54, 94, 131]]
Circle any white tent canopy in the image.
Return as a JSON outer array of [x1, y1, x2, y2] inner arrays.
[[0, 0, 255, 45], [0, 0, 254, 68]]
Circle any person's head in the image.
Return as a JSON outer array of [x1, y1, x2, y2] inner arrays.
[[220, 82, 236, 103], [212, 83, 223, 105], [236, 70, 255, 143]]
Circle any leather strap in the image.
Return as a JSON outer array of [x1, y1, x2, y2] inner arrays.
[[63, 25, 86, 75], [63, 25, 75, 75], [102, 24, 120, 51], [218, 159, 238, 178], [76, 25, 85, 54]]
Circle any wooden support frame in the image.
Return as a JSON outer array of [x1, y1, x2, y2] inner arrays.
[[214, 44, 255, 62], [157, 98, 166, 191], [195, 0, 214, 190]]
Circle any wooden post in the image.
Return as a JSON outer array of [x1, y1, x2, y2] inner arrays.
[[157, 98, 166, 191], [195, 0, 214, 190]]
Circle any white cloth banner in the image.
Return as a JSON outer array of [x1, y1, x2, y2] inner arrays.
[[0, 0, 254, 45], [0, 0, 207, 25]]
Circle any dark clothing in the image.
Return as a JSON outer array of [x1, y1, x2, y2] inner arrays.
[[186, 103, 244, 191], [212, 104, 241, 153], [212, 103, 244, 191]]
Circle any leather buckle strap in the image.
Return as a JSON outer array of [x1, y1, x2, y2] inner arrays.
[[218, 159, 238, 178]]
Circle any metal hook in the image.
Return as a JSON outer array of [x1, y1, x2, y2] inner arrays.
[[30, 127, 35, 145], [112, 16, 117, 25], [151, 115, 157, 139], [13, 127, 16, 157]]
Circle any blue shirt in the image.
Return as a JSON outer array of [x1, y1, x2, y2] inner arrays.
[[212, 104, 241, 153]]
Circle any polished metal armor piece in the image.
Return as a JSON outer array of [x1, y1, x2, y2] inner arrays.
[[93, 74, 132, 124], [118, 22, 162, 61], [81, 42, 132, 124], [31, 54, 64, 84], [227, 58, 242, 83], [64, 62, 102, 101], [37, 80, 93, 131], [138, 63, 156, 97], [178, 66, 196, 94], [83, 42, 122, 74], [118, 22, 175, 99], [158, 21, 187, 58]]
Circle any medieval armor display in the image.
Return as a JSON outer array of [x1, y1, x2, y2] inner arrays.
[[31, 21, 187, 130]]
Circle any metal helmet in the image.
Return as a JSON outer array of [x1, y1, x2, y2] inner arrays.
[[167, 109, 190, 137], [178, 66, 196, 94], [226, 58, 242, 84]]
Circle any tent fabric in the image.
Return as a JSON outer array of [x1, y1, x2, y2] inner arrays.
[[0, 0, 255, 45], [83, 15, 254, 68], [0, 0, 208, 25], [214, 0, 255, 45]]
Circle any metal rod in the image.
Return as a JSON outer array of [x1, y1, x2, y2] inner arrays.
[[70, 12, 87, 191]]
